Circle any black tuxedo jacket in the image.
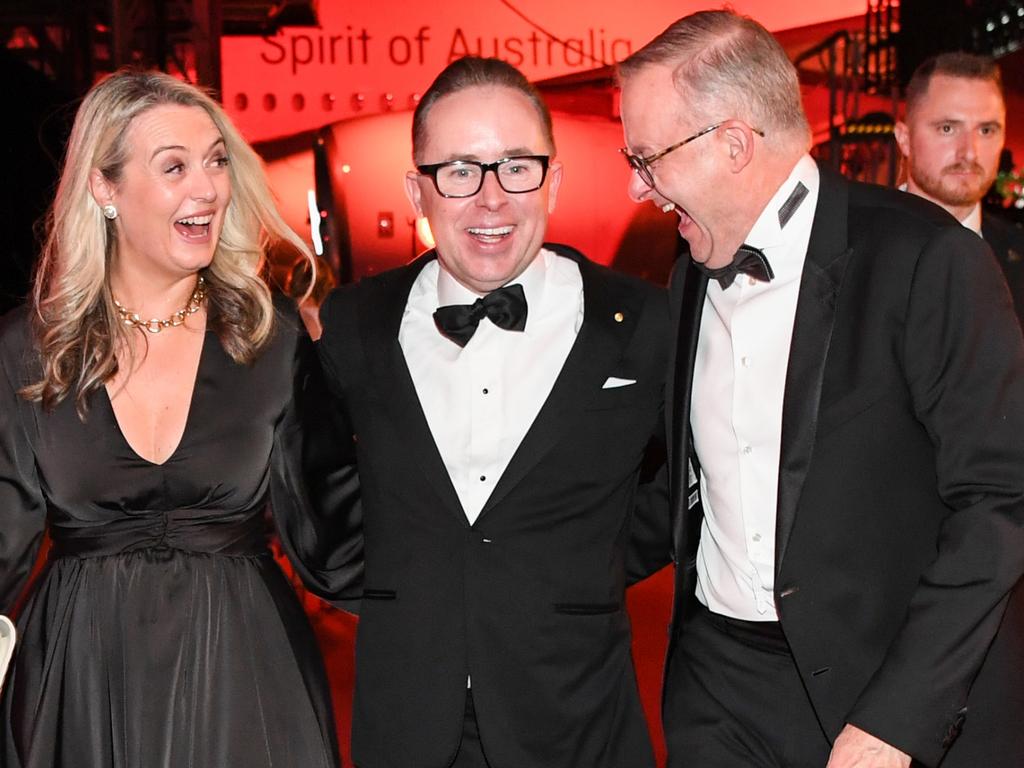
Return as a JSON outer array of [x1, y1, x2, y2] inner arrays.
[[982, 211, 1024, 330], [317, 244, 668, 768], [663, 166, 1024, 767]]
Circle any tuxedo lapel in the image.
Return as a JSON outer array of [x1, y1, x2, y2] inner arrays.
[[669, 259, 708, 562], [478, 250, 642, 519], [775, 166, 854, 568], [359, 253, 467, 523]]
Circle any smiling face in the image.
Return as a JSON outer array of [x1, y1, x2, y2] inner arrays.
[[97, 104, 231, 284], [895, 74, 1005, 219], [404, 85, 562, 295], [619, 63, 745, 270]]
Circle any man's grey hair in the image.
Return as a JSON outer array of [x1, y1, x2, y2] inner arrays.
[[618, 10, 810, 144]]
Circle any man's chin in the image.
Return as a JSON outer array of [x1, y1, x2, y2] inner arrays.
[[933, 179, 990, 208], [690, 242, 736, 271], [940, 194, 984, 210]]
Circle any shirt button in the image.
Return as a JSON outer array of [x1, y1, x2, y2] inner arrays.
[[752, 532, 762, 542], [482, 388, 489, 394], [741, 356, 751, 368], [742, 446, 753, 455], [479, 475, 487, 482]]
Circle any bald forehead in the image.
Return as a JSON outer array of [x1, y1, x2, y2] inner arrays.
[[619, 64, 692, 152]]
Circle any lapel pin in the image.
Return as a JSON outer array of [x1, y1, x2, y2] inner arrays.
[[613, 311, 624, 323]]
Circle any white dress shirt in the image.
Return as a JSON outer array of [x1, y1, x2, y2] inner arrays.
[[399, 248, 584, 524], [691, 155, 820, 621], [960, 202, 983, 236]]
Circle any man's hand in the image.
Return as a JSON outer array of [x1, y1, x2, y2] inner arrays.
[[826, 724, 912, 768]]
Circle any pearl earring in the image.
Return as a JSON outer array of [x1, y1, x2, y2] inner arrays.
[[102, 204, 118, 220]]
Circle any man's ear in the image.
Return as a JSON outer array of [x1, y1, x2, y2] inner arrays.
[[894, 121, 911, 159], [404, 171, 425, 218], [546, 160, 563, 214], [88, 168, 115, 208], [722, 122, 756, 173]]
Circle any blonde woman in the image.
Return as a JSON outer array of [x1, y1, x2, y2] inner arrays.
[[0, 70, 360, 767]]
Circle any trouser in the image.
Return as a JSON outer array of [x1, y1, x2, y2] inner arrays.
[[663, 601, 832, 768]]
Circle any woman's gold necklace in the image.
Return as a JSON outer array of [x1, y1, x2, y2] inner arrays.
[[113, 276, 207, 334]]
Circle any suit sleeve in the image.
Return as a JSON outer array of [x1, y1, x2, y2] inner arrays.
[[627, 450, 672, 584], [627, 258, 695, 584], [627, 286, 674, 584], [846, 226, 1024, 765], [269, 298, 363, 608], [0, 319, 46, 614]]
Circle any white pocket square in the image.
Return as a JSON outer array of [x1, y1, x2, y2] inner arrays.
[[602, 376, 637, 389]]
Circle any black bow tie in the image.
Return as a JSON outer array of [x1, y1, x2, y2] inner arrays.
[[433, 283, 528, 347], [692, 179, 809, 289], [695, 244, 775, 290]]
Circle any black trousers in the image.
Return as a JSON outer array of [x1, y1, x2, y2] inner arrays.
[[449, 690, 492, 768], [663, 602, 832, 768]]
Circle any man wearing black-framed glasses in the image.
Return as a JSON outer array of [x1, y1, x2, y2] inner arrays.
[[618, 9, 1024, 768], [415, 155, 551, 199], [316, 55, 668, 768]]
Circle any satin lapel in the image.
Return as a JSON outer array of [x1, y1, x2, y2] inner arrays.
[[477, 254, 641, 520], [669, 260, 707, 560], [360, 253, 467, 522], [775, 166, 854, 568]]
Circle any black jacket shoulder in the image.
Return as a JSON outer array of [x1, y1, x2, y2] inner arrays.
[[982, 210, 1024, 264], [0, 304, 38, 387]]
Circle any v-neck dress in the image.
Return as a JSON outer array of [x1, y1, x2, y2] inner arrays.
[[0, 304, 360, 768]]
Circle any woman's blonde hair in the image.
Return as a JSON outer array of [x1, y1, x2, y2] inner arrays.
[[24, 69, 311, 415]]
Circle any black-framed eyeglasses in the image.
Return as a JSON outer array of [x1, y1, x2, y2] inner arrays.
[[619, 121, 765, 189], [416, 155, 550, 198]]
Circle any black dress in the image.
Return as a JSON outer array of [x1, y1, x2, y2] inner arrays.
[[0, 304, 361, 768]]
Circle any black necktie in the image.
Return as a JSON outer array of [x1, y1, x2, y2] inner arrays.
[[433, 283, 528, 347], [695, 244, 775, 290]]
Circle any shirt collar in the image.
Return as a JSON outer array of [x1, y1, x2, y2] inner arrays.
[[744, 155, 819, 251], [435, 247, 549, 326], [961, 202, 983, 236]]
